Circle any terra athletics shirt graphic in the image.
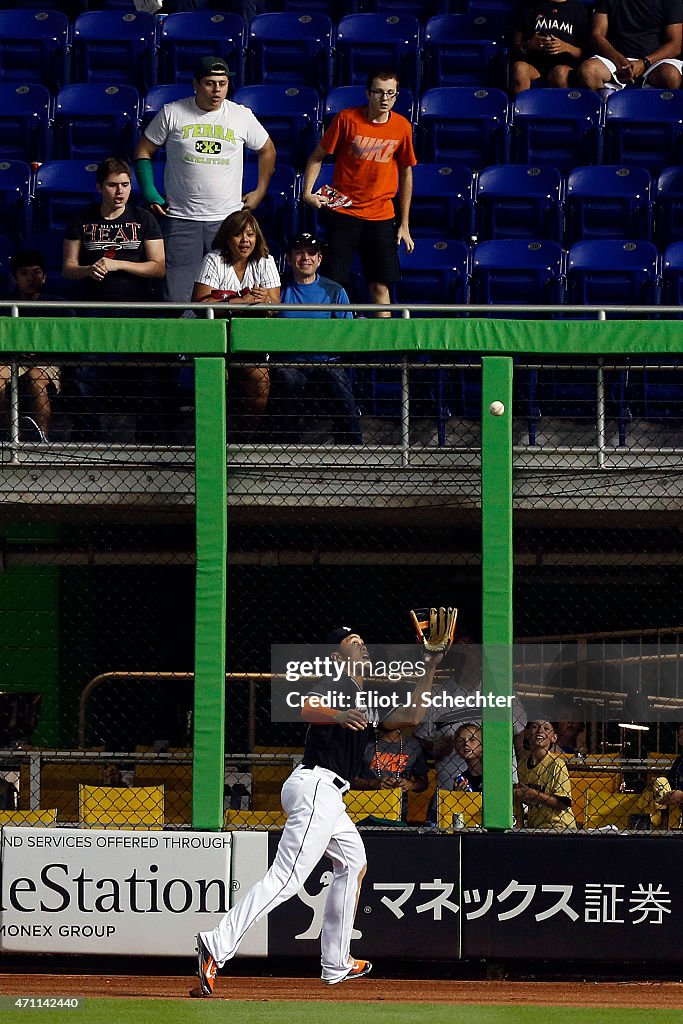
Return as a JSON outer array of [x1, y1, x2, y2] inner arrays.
[[321, 107, 417, 222], [144, 97, 270, 222], [65, 202, 163, 302]]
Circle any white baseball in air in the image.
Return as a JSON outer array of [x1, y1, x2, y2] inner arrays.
[[489, 401, 505, 416]]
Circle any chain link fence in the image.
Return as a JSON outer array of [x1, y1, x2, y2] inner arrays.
[[2, 326, 683, 836], [0, 341, 197, 830], [513, 355, 683, 834]]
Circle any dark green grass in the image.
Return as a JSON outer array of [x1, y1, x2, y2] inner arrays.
[[5, 1001, 683, 1024]]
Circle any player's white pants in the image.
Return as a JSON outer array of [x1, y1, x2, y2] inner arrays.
[[200, 764, 367, 984]]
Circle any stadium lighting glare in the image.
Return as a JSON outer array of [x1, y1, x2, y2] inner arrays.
[[617, 722, 650, 731]]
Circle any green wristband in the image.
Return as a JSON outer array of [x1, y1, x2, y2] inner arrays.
[[133, 158, 166, 208]]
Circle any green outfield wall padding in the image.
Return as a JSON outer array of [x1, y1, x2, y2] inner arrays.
[[193, 357, 228, 831], [0, 568, 59, 746], [0, 318, 226, 354], [481, 358, 514, 830], [230, 317, 683, 355]]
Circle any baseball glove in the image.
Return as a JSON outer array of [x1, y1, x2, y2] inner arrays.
[[410, 607, 458, 655]]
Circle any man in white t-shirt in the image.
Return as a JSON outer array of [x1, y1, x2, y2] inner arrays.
[[134, 56, 276, 303]]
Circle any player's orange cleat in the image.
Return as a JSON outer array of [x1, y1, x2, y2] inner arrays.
[[344, 958, 372, 981], [196, 933, 217, 997], [325, 958, 373, 984]]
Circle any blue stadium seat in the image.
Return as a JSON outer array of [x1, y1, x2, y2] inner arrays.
[[566, 240, 659, 306], [531, 361, 631, 444], [141, 85, 189, 138], [470, 240, 564, 307], [467, 0, 517, 24], [419, 87, 508, 169], [0, 84, 50, 163], [0, 10, 68, 91], [242, 163, 298, 252], [53, 84, 139, 162], [395, 238, 469, 311], [335, 14, 421, 93], [71, 11, 156, 92], [565, 165, 652, 246], [0, 160, 31, 240], [423, 14, 503, 89], [248, 13, 334, 93], [475, 164, 563, 242], [323, 85, 415, 128], [511, 89, 602, 173], [158, 12, 246, 87], [662, 242, 683, 307], [411, 164, 474, 240], [232, 84, 321, 170], [33, 160, 100, 235], [656, 167, 683, 249], [604, 90, 683, 175]]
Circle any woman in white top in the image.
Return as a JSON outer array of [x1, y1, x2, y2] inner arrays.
[[192, 210, 280, 438]]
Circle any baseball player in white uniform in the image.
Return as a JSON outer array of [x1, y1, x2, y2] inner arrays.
[[194, 626, 443, 996]]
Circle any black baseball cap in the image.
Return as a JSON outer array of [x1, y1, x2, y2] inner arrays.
[[324, 626, 356, 647], [193, 56, 232, 81], [288, 232, 323, 253]]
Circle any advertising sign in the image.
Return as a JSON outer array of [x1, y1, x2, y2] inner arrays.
[[0, 827, 232, 956], [461, 833, 683, 961], [268, 832, 460, 960]]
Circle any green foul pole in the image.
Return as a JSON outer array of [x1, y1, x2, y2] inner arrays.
[[481, 356, 514, 830], [193, 356, 227, 830]]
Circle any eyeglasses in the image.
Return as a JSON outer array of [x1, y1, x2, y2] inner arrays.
[[369, 89, 398, 98]]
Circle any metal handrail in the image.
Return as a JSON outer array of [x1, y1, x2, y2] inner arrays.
[[0, 300, 681, 315]]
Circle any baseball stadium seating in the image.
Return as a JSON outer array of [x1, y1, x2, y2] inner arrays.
[[583, 790, 648, 830], [247, 12, 335, 93], [0, 808, 57, 826], [78, 784, 165, 830], [565, 165, 653, 245], [344, 789, 403, 822], [157, 11, 247, 88], [70, 10, 156, 91], [225, 809, 288, 829], [437, 790, 483, 829]]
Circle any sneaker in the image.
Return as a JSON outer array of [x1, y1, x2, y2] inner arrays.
[[195, 933, 217, 997], [325, 958, 373, 985]]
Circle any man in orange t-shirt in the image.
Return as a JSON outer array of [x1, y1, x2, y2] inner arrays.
[[303, 69, 417, 315]]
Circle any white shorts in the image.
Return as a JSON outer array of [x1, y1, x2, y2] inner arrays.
[[592, 54, 683, 90]]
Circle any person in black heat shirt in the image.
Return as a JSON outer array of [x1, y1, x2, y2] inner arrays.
[[63, 156, 165, 304], [511, 0, 589, 94], [193, 625, 443, 996]]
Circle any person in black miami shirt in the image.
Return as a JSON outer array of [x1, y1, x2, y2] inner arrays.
[[511, 0, 589, 94], [63, 156, 165, 304], [577, 0, 682, 92]]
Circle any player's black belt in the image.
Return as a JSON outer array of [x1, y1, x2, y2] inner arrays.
[[300, 764, 348, 790]]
